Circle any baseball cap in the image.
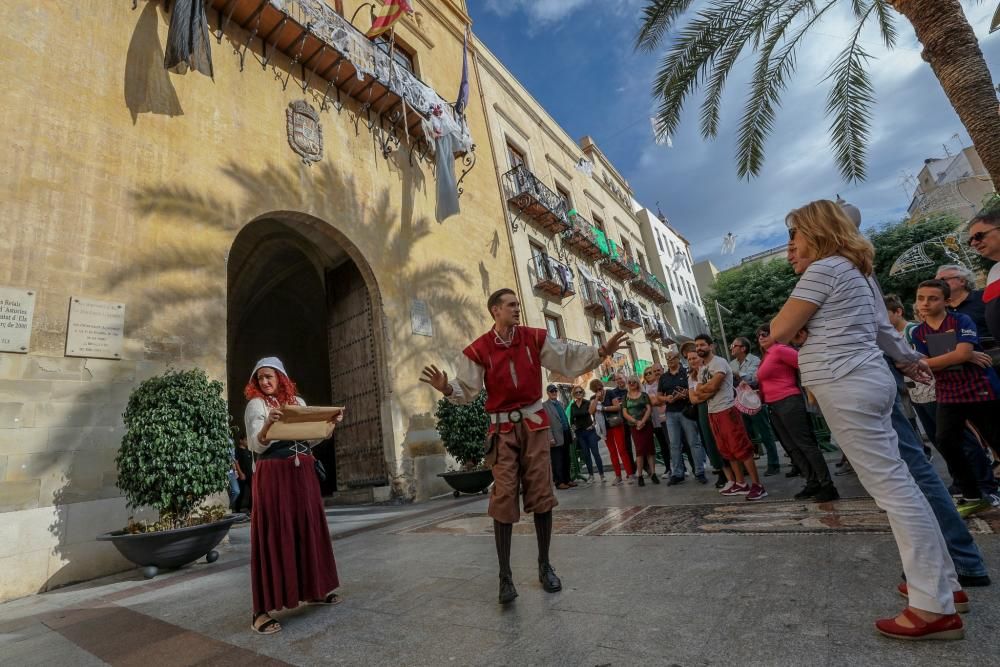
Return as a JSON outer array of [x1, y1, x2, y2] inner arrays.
[[546, 384, 558, 392]]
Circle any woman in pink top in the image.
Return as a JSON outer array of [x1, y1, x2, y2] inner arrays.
[[756, 324, 837, 502]]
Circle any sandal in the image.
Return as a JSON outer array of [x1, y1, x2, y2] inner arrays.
[[874, 608, 964, 641], [251, 612, 281, 635], [312, 592, 343, 605]]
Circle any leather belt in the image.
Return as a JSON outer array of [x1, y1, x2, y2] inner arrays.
[[488, 399, 545, 425]]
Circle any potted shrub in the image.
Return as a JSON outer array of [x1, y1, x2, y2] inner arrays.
[[435, 391, 494, 497], [97, 368, 240, 578]]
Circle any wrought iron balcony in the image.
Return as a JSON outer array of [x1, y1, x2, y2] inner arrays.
[[560, 212, 604, 261], [601, 252, 637, 282], [209, 0, 471, 165], [502, 165, 571, 233], [528, 254, 575, 299], [580, 280, 609, 318], [644, 318, 662, 340], [631, 266, 669, 305], [619, 300, 642, 331]]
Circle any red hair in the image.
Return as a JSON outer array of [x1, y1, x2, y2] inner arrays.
[[244, 368, 299, 406]]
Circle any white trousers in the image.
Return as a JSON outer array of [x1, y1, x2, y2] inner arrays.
[[809, 361, 957, 614]]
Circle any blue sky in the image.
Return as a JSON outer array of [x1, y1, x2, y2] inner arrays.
[[469, 1, 1000, 269]]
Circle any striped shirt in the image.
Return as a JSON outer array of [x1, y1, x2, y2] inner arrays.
[[789, 255, 884, 387], [911, 312, 1000, 404]]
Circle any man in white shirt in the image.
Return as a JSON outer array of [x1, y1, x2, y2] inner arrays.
[[692, 334, 767, 500]]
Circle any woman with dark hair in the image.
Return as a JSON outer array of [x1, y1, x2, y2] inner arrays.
[[244, 357, 343, 635], [754, 323, 837, 502], [770, 200, 964, 640]]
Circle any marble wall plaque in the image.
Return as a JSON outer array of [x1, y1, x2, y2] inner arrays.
[[410, 299, 433, 337], [0, 287, 36, 353], [65, 297, 125, 360]]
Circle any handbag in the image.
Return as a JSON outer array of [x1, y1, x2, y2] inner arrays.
[[681, 402, 698, 421], [314, 458, 328, 483], [604, 409, 623, 428]]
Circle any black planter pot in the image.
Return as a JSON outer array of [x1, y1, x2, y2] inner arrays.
[[438, 469, 494, 497], [98, 514, 242, 579]]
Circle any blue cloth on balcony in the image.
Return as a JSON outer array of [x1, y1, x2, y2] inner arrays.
[[435, 132, 461, 223], [164, 0, 214, 78]]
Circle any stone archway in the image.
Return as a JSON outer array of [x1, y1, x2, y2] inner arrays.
[[227, 214, 390, 496]]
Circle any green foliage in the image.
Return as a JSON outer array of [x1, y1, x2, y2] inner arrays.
[[434, 391, 489, 468], [116, 369, 231, 525], [705, 259, 799, 352], [869, 215, 963, 312]]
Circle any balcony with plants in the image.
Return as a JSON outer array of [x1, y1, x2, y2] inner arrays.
[[560, 210, 604, 261], [600, 239, 638, 282], [631, 266, 669, 305]]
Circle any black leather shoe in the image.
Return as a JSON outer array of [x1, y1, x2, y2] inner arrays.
[[785, 467, 802, 478], [499, 575, 518, 604], [958, 573, 991, 587], [794, 483, 821, 500], [812, 485, 840, 503], [538, 563, 562, 593]]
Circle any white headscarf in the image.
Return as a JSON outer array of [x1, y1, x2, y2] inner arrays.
[[249, 356, 288, 381]]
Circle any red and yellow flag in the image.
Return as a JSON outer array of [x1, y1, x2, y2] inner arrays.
[[366, 0, 414, 39]]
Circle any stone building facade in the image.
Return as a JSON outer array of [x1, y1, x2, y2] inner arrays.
[[0, 0, 515, 600], [475, 42, 676, 386]]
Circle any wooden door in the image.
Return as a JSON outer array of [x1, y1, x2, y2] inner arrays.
[[326, 262, 387, 489]]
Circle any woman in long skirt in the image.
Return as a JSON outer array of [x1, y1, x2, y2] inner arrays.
[[245, 356, 342, 635]]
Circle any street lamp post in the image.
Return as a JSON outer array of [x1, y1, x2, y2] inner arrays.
[[714, 300, 733, 360]]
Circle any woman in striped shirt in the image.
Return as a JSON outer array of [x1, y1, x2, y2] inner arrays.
[[768, 200, 964, 641]]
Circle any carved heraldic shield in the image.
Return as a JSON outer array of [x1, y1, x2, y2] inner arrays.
[[286, 100, 323, 164]]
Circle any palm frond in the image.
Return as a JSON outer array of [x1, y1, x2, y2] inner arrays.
[[636, 0, 698, 52], [871, 0, 897, 48], [825, 5, 877, 182], [736, 0, 836, 179], [650, 2, 751, 140], [848, 0, 864, 19], [700, 1, 788, 139]]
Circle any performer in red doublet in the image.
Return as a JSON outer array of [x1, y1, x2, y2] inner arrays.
[[422, 289, 628, 604]]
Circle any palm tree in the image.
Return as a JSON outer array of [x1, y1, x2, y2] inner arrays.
[[637, 1, 1000, 186]]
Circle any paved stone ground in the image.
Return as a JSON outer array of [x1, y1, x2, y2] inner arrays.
[[2, 455, 999, 666]]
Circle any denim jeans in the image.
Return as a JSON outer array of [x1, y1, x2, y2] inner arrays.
[[575, 428, 604, 476], [665, 411, 705, 478], [889, 368, 988, 578]]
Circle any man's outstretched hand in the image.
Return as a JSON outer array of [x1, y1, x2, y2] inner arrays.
[[420, 364, 452, 395], [599, 331, 629, 358]]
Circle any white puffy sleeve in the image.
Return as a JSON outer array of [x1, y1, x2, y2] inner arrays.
[[446, 354, 486, 406], [244, 398, 269, 454], [540, 336, 602, 378]]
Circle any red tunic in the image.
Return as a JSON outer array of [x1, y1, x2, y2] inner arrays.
[[464, 326, 550, 433]]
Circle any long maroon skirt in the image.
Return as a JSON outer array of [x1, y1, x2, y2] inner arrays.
[[631, 422, 656, 457], [251, 455, 339, 614]]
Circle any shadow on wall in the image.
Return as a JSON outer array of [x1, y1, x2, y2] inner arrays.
[[124, 1, 183, 124], [36, 159, 479, 593]]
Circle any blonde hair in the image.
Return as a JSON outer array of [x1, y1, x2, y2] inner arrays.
[[786, 199, 874, 276]]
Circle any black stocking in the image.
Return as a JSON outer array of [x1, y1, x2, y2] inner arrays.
[[534, 511, 553, 565], [494, 520, 513, 577]]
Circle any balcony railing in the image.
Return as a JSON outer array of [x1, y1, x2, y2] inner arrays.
[[560, 212, 604, 261], [600, 240, 638, 282], [502, 165, 571, 233], [631, 266, 669, 304], [619, 300, 642, 330], [210, 0, 471, 164], [644, 317, 662, 340], [528, 254, 575, 299]]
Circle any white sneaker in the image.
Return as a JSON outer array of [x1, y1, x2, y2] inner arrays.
[[586, 475, 594, 483], [600, 475, 607, 483], [612, 477, 623, 486], [987, 493, 1000, 508]]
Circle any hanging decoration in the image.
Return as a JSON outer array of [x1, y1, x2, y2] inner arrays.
[[574, 158, 595, 177], [164, 0, 214, 78], [670, 250, 686, 272], [721, 232, 737, 254], [651, 116, 672, 147], [889, 230, 977, 276], [454, 24, 471, 116]]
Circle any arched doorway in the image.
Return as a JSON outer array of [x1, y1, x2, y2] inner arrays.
[[227, 215, 389, 496]]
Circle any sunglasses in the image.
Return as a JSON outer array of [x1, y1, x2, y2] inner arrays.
[[787, 227, 797, 241], [757, 331, 769, 338], [968, 228, 998, 245]]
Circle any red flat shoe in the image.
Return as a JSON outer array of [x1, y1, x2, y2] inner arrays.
[[896, 582, 969, 613], [875, 608, 964, 641]]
